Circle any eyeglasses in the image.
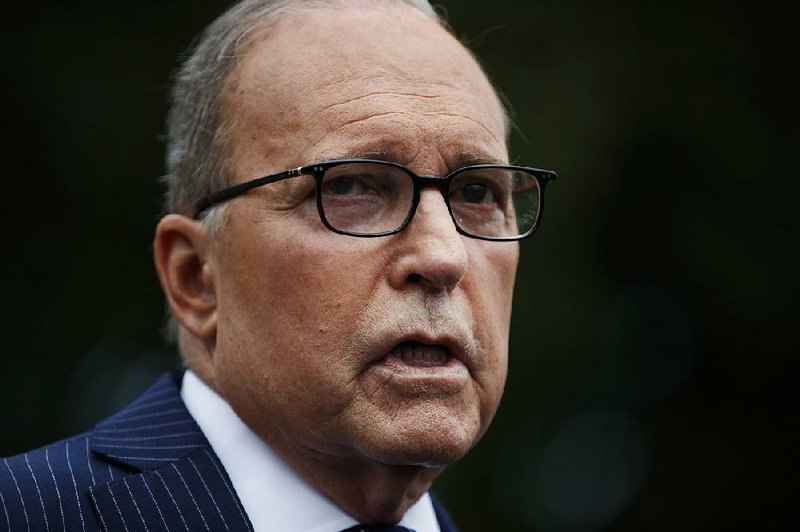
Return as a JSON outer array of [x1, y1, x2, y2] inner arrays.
[[194, 159, 557, 241]]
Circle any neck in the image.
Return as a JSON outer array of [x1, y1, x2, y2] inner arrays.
[[291, 453, 444, 524], [193, 362, 447, 524]]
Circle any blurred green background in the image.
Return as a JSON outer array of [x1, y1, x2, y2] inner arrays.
[[2, 1, 798, 530]]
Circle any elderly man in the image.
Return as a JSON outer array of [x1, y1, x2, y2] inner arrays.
[[1, 0, 555, 530]]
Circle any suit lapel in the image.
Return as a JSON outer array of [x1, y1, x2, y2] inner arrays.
[[90, 373, 207, 471], [432, 493, 459, 532], [88, 373, 253, 531], [89, 447, 252, 531]]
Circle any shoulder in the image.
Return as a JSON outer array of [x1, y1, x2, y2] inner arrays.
[[0, 372, 190, 531], [1, 432, 125, 531]]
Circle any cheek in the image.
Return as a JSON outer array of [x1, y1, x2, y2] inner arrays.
[[214, 231, 389, 438], [216, 228, 385, 380], [466, 241, 518, 337], [463, 243, 518, 414], [278, 237, 385, 322], [222, 222, 381, 325]]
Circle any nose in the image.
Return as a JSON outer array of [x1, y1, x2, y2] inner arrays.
[[387, 188, 469, 291]]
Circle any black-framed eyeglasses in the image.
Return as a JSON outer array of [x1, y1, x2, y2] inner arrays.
[[194, 159, 557, 241]]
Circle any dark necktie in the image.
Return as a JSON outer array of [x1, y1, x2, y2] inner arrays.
[[339, 525, 416, 532]]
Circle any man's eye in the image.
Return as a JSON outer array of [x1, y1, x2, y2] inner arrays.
[[455, 182, 494, 204], [323, 176, 362, 196]]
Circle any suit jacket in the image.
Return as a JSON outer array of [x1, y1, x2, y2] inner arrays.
[[1, 372, 458, 531]]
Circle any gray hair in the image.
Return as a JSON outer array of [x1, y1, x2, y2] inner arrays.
[[163, 0, 441, 223]]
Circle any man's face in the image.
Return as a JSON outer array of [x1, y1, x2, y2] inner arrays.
[[207, 5, 518, 470]]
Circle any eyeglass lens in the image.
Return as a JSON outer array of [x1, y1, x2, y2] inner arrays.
[[318, 162, 541, 238]]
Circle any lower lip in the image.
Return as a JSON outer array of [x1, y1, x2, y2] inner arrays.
[[365, 354, 470, 392]]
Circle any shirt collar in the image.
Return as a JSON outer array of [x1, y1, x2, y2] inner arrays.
[[181, 370, 440, 532]]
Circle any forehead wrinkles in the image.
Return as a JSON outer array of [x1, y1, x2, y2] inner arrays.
[[224, 5, 506, 173], [294, 22, 505, 133], [315, 58, 502, 118], [311, 91, 504, 149]]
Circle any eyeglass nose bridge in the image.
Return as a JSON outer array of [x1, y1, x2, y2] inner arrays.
[[401, 173, 461, 235], [415, 172, 452, 186]]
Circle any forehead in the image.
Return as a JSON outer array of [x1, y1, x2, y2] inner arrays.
[[223, 4, 508, 176]]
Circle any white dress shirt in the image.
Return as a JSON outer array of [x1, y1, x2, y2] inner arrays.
[[181, 370, 441, 532]]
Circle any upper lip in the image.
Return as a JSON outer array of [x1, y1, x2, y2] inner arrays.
[[371, 332, 468, 366]]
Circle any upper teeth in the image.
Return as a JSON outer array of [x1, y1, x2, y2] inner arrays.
[[393, 342, 449, 364]]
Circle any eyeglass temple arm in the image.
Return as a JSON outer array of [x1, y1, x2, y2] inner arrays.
[[193, 167, 307, 219]]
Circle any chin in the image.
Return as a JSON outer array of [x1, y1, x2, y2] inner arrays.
[[364, 411, 482, 468], [386, 443, 471, 469]]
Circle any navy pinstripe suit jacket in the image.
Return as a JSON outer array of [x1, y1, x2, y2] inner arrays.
[[1, 373, 458, 531]]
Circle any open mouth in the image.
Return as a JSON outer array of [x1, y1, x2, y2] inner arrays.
[[388, 341, 451, 367], [364, 338, 469, 391]]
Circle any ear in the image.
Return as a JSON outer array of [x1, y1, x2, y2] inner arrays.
[[153, 214, 217, 342]]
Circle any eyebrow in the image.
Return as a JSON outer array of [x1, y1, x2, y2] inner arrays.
[[452, 150, 507, 167], [312, 145, 507, 172]]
